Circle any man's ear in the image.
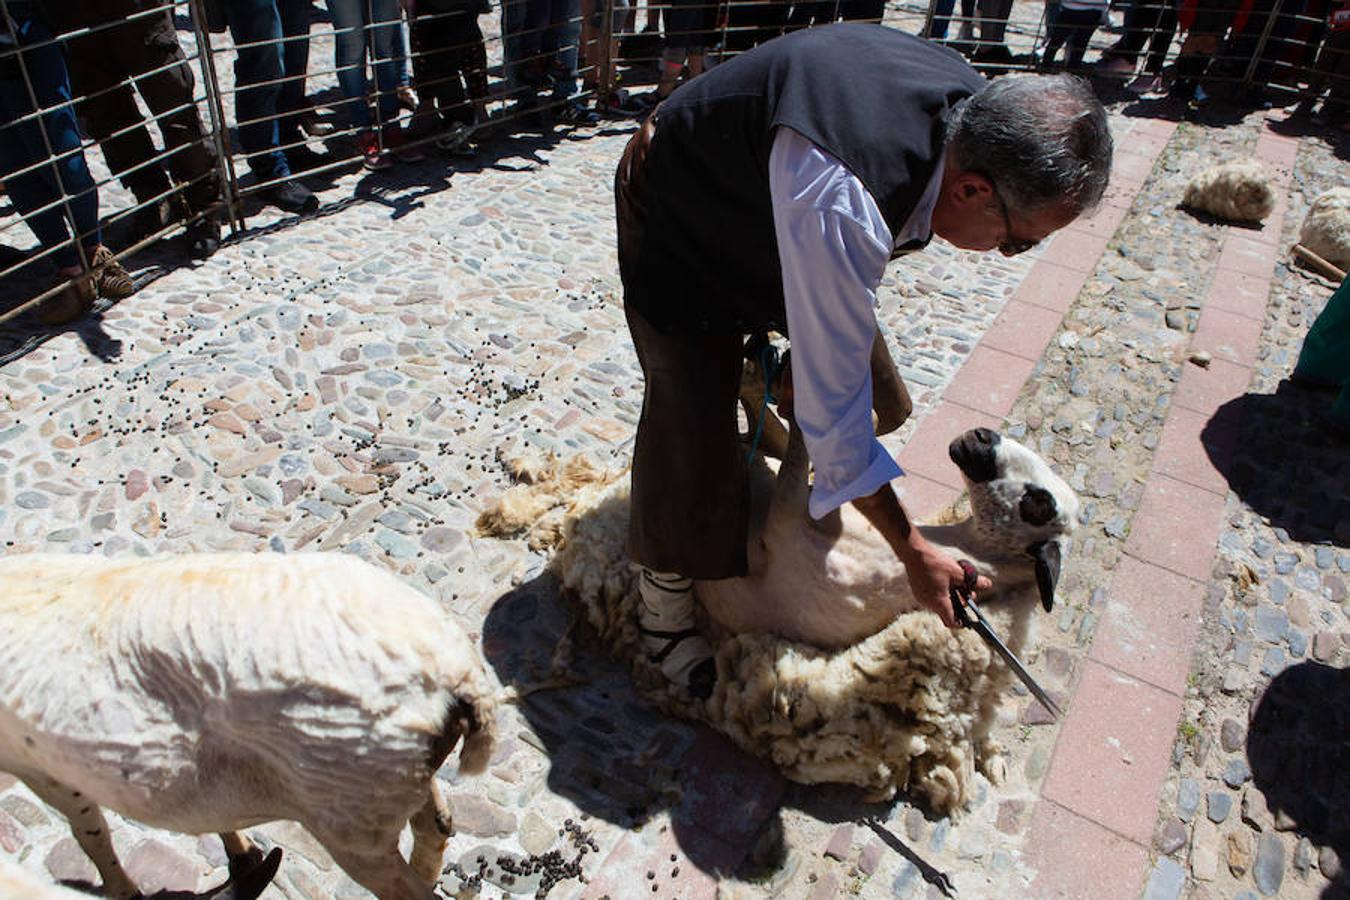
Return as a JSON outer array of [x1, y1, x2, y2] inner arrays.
[[1029, 540, 1061, 612]]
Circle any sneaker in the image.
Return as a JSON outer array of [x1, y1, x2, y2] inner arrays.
[[557, 99, 599, 126], [382, 124, 425, 163], [88, 245, 134, 299], [261, 179, 319, 214], [185, 216, 221, 260], [357, 130, 393, 170], [37, 273, 95, 326]]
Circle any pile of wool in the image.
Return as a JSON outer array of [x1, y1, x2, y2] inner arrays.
[[1299, 187, 1350, 271], [1183, 160, 1276, 223]]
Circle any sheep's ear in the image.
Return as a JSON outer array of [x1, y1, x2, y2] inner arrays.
[[1029, 540, 1061, 613]]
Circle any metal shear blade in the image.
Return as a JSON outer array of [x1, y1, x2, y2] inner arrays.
[[950, 560, 1062, 720]]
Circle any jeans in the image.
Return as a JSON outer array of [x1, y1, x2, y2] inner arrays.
[[544, 0, 582, 99], [0, 1, 102, 268], [221, 0, 293, 179], [325, 0, 403, 129]]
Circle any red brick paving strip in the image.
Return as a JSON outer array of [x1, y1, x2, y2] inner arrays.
[[1028, 121, 1298, 898]]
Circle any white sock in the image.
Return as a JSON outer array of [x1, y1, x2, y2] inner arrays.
[[637, 569, 716, 696]]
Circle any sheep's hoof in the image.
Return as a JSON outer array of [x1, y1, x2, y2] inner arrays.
[[213, 847, 282, 900]]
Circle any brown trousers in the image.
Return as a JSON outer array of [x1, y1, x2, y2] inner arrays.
[[616, 117, 912, 579]]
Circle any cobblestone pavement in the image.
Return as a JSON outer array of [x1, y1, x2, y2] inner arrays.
[[1, 13, 1348, 900]]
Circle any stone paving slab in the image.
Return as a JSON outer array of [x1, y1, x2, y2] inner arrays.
[[0, 18, 1346, 900]]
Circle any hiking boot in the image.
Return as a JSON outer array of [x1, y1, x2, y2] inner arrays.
[[261, 179, 319, 214], [382, 124, 425, 163], [37, 273, 95, 326], [185, 216, 221, 260], [88, 245, 134, 299], [357, 130, 392, 170]]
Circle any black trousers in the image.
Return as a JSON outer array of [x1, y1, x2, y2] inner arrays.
[[411, 7, 488, 126], [1106, 0, 1177, 74], [64, 0, 221, 216], [1044, 6, 1101, 67]]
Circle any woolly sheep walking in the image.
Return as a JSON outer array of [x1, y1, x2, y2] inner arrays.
[[0, 552, 498, 900]]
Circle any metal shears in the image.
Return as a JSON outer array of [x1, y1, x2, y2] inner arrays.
[[950, 559, 1063, 720]]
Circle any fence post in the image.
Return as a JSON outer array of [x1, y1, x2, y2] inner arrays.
[[186, 0, 246, 235], [598, 0, 616, 100], [1241, 0, 1282, 87]]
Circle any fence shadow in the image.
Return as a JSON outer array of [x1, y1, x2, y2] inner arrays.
[[1202, 386, 1350, 545], [1246, 661, 1349, 899]]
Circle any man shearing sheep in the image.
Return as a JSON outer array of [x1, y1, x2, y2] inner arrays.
[[615, 23, 1112, 698]]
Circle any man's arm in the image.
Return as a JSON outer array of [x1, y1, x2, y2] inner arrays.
[[769, 128, 993, 628], [851, 483, 991, 627]]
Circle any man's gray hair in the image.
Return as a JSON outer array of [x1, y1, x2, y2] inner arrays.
[[946, 74, 1113, 215]]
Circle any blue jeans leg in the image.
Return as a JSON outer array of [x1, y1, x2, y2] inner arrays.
[[223, 0, 292, 179], [547, 0, 581, 100], [367, 0, 404, 124], [0, 6, 101, 268], [326, 0, 373, 129]]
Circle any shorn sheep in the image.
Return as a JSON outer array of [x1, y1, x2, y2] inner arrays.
[[1299, 186, 1350, 271], [481, 425, 1077, 813], [1183, 160, 1276, 224], [0, 552, 497, 900]]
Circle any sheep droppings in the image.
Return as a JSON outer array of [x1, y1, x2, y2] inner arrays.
[[1183, 161, 1276, 224], [1299, 187, 1350, 270]]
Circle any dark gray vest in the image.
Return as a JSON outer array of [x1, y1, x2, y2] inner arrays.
[[626, 24, 986, 334]]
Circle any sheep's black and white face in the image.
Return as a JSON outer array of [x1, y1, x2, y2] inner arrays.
[[948, 428, 1079, 610]]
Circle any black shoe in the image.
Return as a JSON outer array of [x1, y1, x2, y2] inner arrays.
[[556, 99, 599, 126], [262, 179, 318, 215], [185, 217, 221, 260]]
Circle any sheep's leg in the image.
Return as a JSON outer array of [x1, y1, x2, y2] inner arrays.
[[409, 780, 453, 884], [321, 837, 438, 900], [25, 778, 139, 900]]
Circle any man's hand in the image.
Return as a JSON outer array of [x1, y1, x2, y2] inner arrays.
[[896, 533, 991, 628], [851, 483, 992, 629]]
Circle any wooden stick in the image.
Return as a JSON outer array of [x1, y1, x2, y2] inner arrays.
[[1292, 243, 1348, 282]]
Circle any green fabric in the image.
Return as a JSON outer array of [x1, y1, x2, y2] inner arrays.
[[1295, 274, 1350, 426]]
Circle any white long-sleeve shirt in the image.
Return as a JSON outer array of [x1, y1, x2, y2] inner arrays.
[[767, 126, 945, 520]]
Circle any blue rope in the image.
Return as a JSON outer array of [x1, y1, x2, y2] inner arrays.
[[746, 343, 783, 464]]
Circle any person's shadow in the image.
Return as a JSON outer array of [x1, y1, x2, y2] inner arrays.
[[1246, 661, 1349, 898], [1202, 384, 1350, 544], [480, 572, 789, 887]]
